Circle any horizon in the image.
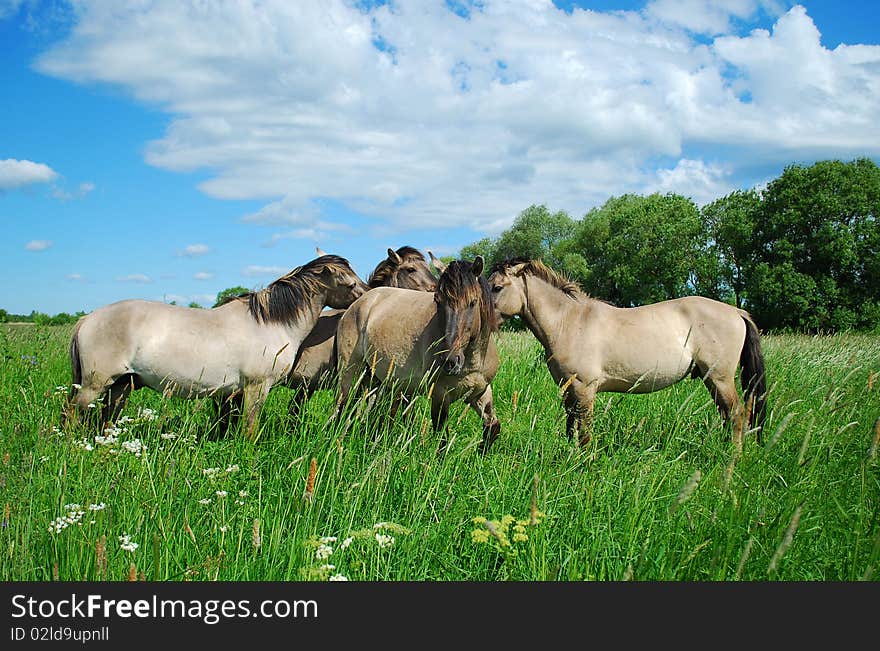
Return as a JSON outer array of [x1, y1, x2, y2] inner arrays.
[[2, 0, 879, 314]]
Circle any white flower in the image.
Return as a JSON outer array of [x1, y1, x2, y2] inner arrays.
[[87, 403, 96, 409], [215, 490, 227, 498], [160, 432, 177, 440], [226, 464, 240, 474], [219, 525, 228, 533], [74, 439, 94, 451], [328, 574, 349, 581], [121, 439, 145, 457], [238, 490, 248, 498], [203, 467, 220, 478], [88, 503, 106, 511], [319, 536, 337, 544], [198, 498, 212, 505], [375, 533, 394, 548], [118, 534, 138, 553], [315, 544, 333, 560], [373, 522, 389, 529], [48, 505, 86, 534], [340, 537, 353, 550]]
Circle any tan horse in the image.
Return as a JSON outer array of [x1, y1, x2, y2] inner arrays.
[[66, 255, 369, 440], [335, 257, 502, 453], [488, 258, 767, 446], [285, 246, 440, 421]]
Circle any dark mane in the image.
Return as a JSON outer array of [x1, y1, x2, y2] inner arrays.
[[490, 257, 583, 300], [367, 246, 428, 288], [436, 260, 498, 333], [222, 255, 353, 325]]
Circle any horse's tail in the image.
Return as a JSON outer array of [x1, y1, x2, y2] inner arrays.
[[69, 318, 84, 392], [739, 313, 767, 441]]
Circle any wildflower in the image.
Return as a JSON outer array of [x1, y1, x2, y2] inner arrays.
[[138, 408, 158, 421], [315, 544, 333, 560], [118, 534, 139, 552], [328, 574, 349, 581], [319, 536, 337, 544], [48, 506, 86, 534], [226, 464, 239, 474], [39, 455, 49, 463], [88, 503, 106, 511], [74, 439, 94, 451], [215, 490, 227, 498], [375, 533, 394, 548], [219, 525, 228, 533], [88, 403, 96, 409], [471, 528, 490, 544], [121, 439, 145, 457], [238, 490, 248, 498], [340, 537, 353, 550], [202, 467, 221, 478], [160, 432, 177, 440], [198, 498, 212, 505]]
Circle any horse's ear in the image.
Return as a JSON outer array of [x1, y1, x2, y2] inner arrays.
[[387, 247, 402, 265], [428, 251, 447, 273], [315, 246, 327, 257], [472, 255, 484, 276]]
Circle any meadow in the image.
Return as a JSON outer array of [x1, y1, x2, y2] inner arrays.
[[1, 322, 878, 581]]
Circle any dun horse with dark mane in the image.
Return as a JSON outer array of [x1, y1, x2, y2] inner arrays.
[[488, 259, 767, 446], [286, 246, 439, 421], [66, 255, 368, 440], [334, 256, 502, 453]]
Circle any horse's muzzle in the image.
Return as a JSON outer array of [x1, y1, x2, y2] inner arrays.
[[444, 352, 464, 375]]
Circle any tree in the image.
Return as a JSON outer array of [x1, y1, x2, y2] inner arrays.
[[571, 193, 703, 306], [214, 286, 251, 308], [188, 301, 203, 309], [0, 309, 7, 323], [698, 189, 761, 308], [492, 204, 576, 269], [747, 158, 880, 331]]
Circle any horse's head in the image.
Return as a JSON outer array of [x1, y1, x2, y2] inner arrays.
[[487, 259, 529, 322], [313, 254, 370, 309], [368, 246, 438, 291], [434, 256, 495, 375]]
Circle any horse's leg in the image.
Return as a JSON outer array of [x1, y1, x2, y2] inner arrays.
[[564, 379, 596, 447], [287, 382, 311, 424], [102, 374, 136, 425], [431, 393, 451, 453], [702, 375, 744, 442], [211, 393, 241, 439], [469, 385, 501, 454], [242, 382, 270, 442]]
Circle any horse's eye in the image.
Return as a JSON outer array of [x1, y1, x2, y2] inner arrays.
[[492, 285, 502, 293], [405, 267, 416, 273]]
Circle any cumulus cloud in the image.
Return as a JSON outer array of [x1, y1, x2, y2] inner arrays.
[[117, 273, 152, 283], [193, 271, 213, 280], [33, 1, 880, 234], [25, 239, 52, 251], [0, 159, 58, 191], [177, 243, 210, 257], [242, 265, 289, 278]]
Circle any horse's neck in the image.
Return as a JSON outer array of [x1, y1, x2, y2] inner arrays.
[[521, 275, 591, 351], [283, 293, 327, 340]]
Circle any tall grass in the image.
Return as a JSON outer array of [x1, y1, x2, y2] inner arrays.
[[0, 324, 878, 580]]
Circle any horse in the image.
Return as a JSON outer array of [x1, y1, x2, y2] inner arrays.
[[334, 256, 502, 453], [285, 246, 440, 422], [65, 254, 369, 441], [487, 258, 767, 446]]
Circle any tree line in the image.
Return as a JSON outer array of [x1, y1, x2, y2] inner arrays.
[[457, 158, 880, 333]]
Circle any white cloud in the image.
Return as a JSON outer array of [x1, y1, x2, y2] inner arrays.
[[66, 273, 85, 282], [650, 159, 735, 206], [33, 1, 880, 235], [0, 0, 27, 21], [52, 181, 96, 201], [0, 159, 58, 191], [241, 265, 288, 278], [164, 292, 216, 305], [117, 273, 152, 283], [25, 239, 52, 251], [177, 243, 210, 257], [193, 271, 213, 280]]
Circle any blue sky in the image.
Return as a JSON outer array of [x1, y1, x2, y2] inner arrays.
[[2, 0, 879, 315]]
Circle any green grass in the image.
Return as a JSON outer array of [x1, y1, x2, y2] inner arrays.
[[1, 323, 878, 581]]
